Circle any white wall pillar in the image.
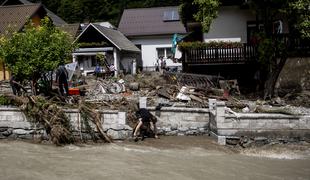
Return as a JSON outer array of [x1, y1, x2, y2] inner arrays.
[[113, 48, 120, 77], [132, 58, 137, 75], [72, 54, 77, 62]]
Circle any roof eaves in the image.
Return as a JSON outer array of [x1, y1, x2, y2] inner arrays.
[[91, 24, 122, 51]]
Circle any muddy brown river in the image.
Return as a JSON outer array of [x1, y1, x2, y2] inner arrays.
[[0, 136, 309, 180]]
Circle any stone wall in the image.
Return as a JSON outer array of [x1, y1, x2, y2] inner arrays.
[[147, 107, 210, 136], [0, 107, 132, 141], [209, 100, 310, 145], [277, 57, 310, 91]]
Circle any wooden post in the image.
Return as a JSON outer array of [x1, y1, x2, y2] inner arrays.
[[2, 62, 6, 80]]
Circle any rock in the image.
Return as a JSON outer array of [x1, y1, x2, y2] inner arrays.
[[198, 128, 207, 134], [163, 127, 171, 132], [242, 107, 250, 113], [189, 126, 198, 130], [107, 129, 131, 140], [254, 137, 268, 145], [18, 134, 33, 140], [185, 130, 199, 135], [166, 130, 177, 136], [13, 129, 31, 135], [157, 87, 170, 99], [0, 127, 8, 132], [226, 137, 240, 145], [156, 128, 165, 135], [13, 129, 32, 135], [177, 132, 185, 136], [129, 82, 140, 91], [178, 127, 189, 132], [2, 128, 13, 137], [170, 124, 178, 131]]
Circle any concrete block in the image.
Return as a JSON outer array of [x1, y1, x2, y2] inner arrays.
[[13, 129, 32, 135], [139, 97, 147, 108], [217, 129, 238, 136], [218, 136, 226, 145], [118, 112, 126, 125], [217, 121, 233, 128]]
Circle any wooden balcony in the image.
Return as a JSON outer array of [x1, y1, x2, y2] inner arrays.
[[182, 43, 257, 65]]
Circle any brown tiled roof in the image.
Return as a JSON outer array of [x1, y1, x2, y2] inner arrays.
[[0, 4, 43, 35], [1, 0, 67, 25], [118, 6, 187, 37]]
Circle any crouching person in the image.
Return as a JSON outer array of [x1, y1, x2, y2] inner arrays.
[[133, 108, 158, 141]]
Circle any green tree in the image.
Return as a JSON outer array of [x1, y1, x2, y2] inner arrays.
[[31, 0, 180, 25], [0, 17, 75, 94], [249, 0, 310, 99], [179, 0, 220, 32]]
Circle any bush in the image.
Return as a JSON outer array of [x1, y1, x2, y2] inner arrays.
[[178, 41, 243, 51]]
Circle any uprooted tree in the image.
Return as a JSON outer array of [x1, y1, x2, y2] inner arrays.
[[0, 17, 75, 95]]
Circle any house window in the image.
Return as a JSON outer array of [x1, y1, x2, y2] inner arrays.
[[157, 47, 173, 59], [163, 10, 180, 21]]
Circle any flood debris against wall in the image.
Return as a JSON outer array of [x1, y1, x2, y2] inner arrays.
[[0, 71, 310, 146]]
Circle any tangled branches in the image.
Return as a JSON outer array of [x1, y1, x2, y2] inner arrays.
[[5, 94, 112, 145]]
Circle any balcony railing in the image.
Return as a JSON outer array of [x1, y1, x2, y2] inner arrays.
[[183, 43, 257, 65]]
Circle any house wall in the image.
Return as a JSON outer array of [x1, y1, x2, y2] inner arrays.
[[130, 36, 181, 71], [120, 53, 137, 74], [0, 62, 10, 81], [277, 57, 310, 91], [204, 6, 256, 43]]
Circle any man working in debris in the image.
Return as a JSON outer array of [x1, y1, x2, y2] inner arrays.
[[133, 108, 159, 141], [56, 64, 69, 96]]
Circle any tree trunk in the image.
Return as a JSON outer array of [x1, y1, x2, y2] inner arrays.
[[31, 80, 37, 95], [263, 56, 287, 100]]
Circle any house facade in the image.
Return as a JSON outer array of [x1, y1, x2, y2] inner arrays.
[[203, 5, 289, 43], [118, 6, 186, 71], [72, 23, 140, 76]]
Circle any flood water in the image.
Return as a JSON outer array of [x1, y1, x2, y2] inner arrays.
[[0, 136, 309, 180]]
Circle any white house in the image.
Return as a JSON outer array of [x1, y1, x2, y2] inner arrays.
[[204, 3, 288, 43], [118, 6, 186, 71]]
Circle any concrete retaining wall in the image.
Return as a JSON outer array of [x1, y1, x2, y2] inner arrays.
[[147, 107, 210, 136], [209, 99, 310, 145], [0, 107, 132, 140]]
